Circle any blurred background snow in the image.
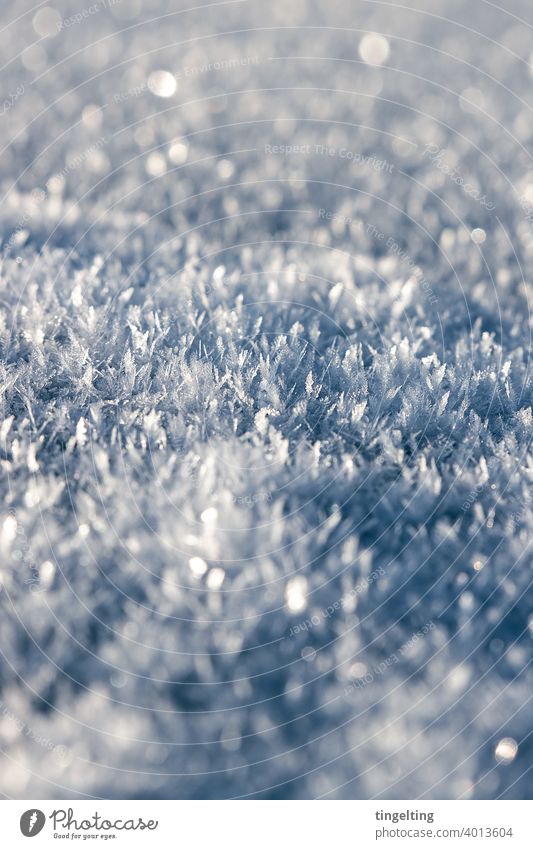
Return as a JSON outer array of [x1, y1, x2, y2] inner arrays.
[[0, 0, 532, 799]]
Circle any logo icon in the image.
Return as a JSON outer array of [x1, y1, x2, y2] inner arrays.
[[20, 810, 46, 837]]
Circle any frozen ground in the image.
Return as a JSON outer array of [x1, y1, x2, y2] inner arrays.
[[0, 0, 532, 799]]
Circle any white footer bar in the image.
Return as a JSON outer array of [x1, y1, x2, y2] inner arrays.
[[2, 800, 531, 848]]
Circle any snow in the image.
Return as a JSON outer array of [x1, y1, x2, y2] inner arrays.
[[0, 0, 532, 800]]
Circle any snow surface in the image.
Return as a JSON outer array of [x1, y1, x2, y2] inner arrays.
[[0, 0, 532, 799]]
